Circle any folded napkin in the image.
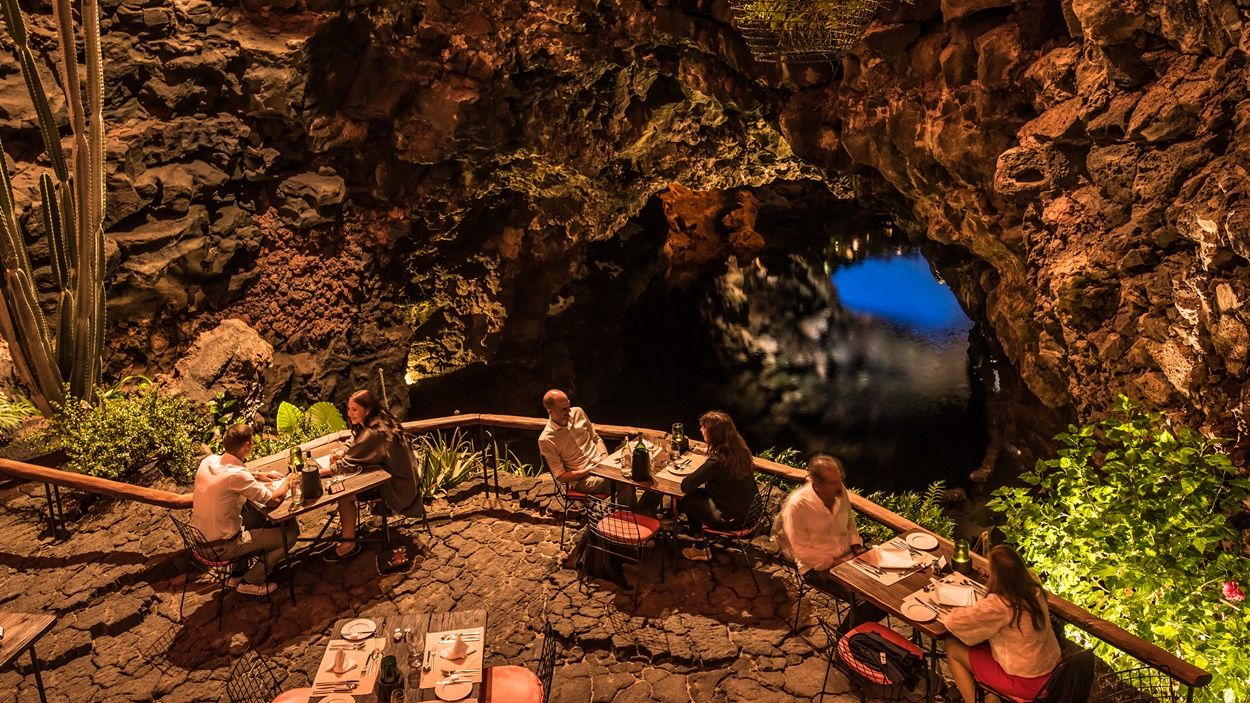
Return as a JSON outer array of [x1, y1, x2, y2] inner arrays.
[[932, 579, 978, 607], [874, 545, 915, 569]]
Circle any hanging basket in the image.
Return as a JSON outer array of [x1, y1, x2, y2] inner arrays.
[[730, 0, 888, 63]]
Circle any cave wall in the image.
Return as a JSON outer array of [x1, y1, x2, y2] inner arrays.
[[0, 0, 815, 414], [783, 0, 1250, 453]]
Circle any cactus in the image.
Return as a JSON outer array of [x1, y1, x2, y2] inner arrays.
[[0, 0, 107, 414]]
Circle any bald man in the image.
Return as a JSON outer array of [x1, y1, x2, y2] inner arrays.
[[773, 454, 885, 632], [538, 389, 612, 494]]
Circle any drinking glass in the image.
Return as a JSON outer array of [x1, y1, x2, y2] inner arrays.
[[390, 690, 407, 703]]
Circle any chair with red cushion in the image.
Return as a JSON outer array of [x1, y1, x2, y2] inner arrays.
[[976, 648, 1094, 703], [168, 513, 288, 629], [484, 620, 557, 703], [547, 464, 608, 549], [224, 647, 309, 703], [581, 498, 666, 609], [270, 688, 313, 703], [700, 486, 771, 591], [821, 619, 922, 702]]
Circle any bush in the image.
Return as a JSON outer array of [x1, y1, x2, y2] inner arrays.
[[204, 395, 346, 459], [48, 379, 204, 484], [0, 388, 38, 436], [415, 428, 482, 498], [990, 396, 1250, 703]]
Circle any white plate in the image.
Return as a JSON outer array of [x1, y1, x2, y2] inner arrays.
[[905, 532, 940, 550], [435, 681, 474, 701], [340, 619, 376, 641], [318, 695, 356, 703], [902, 600, 937, 622]]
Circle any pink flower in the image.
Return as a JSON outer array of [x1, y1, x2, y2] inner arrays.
[[1223, 581, 1245, 604]]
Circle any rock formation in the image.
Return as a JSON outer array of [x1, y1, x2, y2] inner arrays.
[[1, 0, 1248, 459]]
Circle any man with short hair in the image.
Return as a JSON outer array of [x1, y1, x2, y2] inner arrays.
[[537, 389, 612, 495], [192, 423, 299, 596], [773, 454, 885, 631]]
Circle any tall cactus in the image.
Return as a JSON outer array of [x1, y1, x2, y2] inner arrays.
[[0, 0, 107, 414]]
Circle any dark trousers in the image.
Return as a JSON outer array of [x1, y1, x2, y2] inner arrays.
[[683, 490, 740, 547], [804, 568, 888, 633]]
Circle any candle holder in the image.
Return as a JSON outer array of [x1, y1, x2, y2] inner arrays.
[[953, 538, 973, 576]]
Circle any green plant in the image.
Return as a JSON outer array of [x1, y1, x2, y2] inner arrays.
[[990, 396, 1250, 703], [203, 396, 346, 457], [0, 0, 107, 414], [487, 432, 537, 477], [0, 387, 37, 435], [860, 481, 954, 544], [415, 428, 482, 497], [275, 401, 347, 443], [48, 380, 204, 484]]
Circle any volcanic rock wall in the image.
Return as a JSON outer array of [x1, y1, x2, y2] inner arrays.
[[785, 0, 1250, 450]]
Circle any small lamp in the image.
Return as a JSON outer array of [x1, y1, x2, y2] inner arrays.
[[953, 539, 973, 576]]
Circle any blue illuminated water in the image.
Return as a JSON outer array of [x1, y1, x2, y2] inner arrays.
[[833, 254, 973, 340]]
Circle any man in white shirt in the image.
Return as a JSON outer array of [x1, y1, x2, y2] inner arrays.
[[192, 424, 298, 596], [773, 454, 885, 631], [537, 389, 612, 494]]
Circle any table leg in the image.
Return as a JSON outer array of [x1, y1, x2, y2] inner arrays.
[[29, 646, 48, 703], [926, 635, 939, 703]]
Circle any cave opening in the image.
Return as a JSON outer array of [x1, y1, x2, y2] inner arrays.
[[591, 181, 991, 493]]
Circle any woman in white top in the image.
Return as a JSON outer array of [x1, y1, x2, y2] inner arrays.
[[942, 544, 1061, 702]]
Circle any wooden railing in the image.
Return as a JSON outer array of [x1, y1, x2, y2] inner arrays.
[[0, 412, 1212, 690]]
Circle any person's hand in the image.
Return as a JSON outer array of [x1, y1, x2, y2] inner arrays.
[[261, 470, 284, 482], [851, 543, 868, 556]]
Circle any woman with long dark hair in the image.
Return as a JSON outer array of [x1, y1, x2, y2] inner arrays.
[[679, 410, 760, 562], [323, 389, 422, 561], [942, 544, 1061, 702]]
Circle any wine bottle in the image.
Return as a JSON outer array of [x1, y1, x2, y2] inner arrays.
[[288, 446, 303, 474], [377, 655, 400, 701]]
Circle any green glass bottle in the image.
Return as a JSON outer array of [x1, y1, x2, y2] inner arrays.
[[287, 446, 303, 474], [377, 655, 400, 701]]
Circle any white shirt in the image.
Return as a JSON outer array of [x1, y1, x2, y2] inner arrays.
[[943, 592, 1062, 678], [772, 482, 863, 574], [537, 407, 604, 478], [192, 453, 271, 542]]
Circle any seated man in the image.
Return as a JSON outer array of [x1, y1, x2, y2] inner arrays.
[[537, 389, 613, 495], [773, 454, 885, 631], [192, 423, 299, 596]]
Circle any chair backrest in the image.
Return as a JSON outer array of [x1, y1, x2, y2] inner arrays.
[[167, 512, 232, 569], [224, 648, 280, 703], [584, 499, 642, 542], [536, 621, 557, 703], [1036, 649, 1095, 703]]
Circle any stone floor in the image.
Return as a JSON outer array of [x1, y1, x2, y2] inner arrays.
[[0, 474, 946, 702]]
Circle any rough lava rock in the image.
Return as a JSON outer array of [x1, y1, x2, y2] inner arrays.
[[170, 318, 273, 407]]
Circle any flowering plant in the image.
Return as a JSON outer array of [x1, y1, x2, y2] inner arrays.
[[991, 397, 1250, 703]]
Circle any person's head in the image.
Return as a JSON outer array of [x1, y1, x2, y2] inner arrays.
[[347, 389, 380, 426], [223, 423, 254, 459], [987, 544, 1047, 631], [699, 410, 753, 478], [543, 389, 572, 427], [807, 454, 846, 504]]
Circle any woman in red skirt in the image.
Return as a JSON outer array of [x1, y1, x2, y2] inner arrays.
[[942, 545, 1061, 702]]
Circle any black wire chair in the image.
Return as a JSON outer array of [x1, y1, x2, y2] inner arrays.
[[977, 648, 1095, 703], [483, 617, 558, 702], [1092, 664, 1188, 703], [818, 616, 919, 703], [700, 485, 772, 591], [224, 648, 278, 703], [167, 513, 280, 629], [580, 498, 666, 610], [546, 464, 609, 549]]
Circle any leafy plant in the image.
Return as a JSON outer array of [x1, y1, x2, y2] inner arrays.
[[0, 387, 37, 435], [0, 0, 107, 414], [990, 396, 1250, 703], [203, 395, 346, 457], [486, 432, 538, 477], [47, 380, 204, 484], [861, 481, 954, 544], [275, 401, 347, 442], [414, 428, 482, 498]]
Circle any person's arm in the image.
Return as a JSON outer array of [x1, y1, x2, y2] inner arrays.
[[262, 474, 292, 508], [539, 437, 582, 483], [940, 594, 1012, 646], [680, 455, 719, 493], [782, 498, 835, 572], [236, 471, 274, 505], [328, 427, 385, 476]]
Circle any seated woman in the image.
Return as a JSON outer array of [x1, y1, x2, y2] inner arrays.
[[324, 389, 423, 561], [679, 411, 760, 562], [942, 544, 1061, 703]]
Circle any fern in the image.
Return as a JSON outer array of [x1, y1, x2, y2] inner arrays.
[[0, 388, 37, 433]]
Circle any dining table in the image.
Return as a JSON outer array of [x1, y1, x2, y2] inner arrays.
[[311, 610, 489, 702], [829, 528, 987, 703], [0, 611, 56, 703], [587, 437, 709, 504]]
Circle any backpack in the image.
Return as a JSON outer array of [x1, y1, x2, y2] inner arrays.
[[836, 624, 925, 689]]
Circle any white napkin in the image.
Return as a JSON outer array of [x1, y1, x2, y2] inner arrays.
[[875, 545, 914, 569], [933, 579, 978, 607]]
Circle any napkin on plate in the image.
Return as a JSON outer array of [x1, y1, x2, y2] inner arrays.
[[933, 579, 978, 607], [874, 544, 914, 569]]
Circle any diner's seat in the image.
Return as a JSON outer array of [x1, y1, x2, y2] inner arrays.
[[976, 648, 1094, 703], [581, 498, 666, 609], [167, 513, 291, 629], [822, 619, 921, 702], [483, 620, 557, 703], [700, 486, 771, 591], [270, 688, 313, 703], [224, 647, 288, 703], [546, 462, 608, 548]]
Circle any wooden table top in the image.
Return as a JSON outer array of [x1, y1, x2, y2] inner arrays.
[[315, 610, 489, 702], [264, 467, 391, 522], [830, 529, 986, 640], [589, 445, 708, 499], [0, 612, 56, 668]]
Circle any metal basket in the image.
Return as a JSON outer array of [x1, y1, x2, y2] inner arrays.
[[729, 0, 887, 63], [1093, 665, 1185, 703]]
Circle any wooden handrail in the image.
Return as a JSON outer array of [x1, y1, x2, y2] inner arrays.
[[0, 411, 1210, 687]]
